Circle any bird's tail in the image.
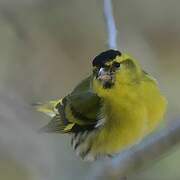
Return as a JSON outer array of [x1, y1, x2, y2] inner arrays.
[[33, 99, 75, 133], [32, 99, 62, 117]]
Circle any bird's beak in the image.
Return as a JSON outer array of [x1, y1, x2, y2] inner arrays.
[[98, 68, 111, 81], [97, 68, 114, 88]]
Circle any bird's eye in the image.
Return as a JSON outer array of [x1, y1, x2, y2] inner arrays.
[[113, 62, 120, 68]]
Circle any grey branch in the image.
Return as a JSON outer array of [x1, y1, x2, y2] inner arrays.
[[102, 2, 180, 179], [103, 0, 117, 50], [96, 120, 180, 180]]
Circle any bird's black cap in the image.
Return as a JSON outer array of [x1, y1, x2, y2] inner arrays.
[[92, 49, 121, 67]]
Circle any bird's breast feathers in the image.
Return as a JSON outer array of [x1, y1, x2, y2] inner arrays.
[[90, 78, 166, 155]]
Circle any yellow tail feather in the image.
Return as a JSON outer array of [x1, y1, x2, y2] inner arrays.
[[33, 99, 62, 117]]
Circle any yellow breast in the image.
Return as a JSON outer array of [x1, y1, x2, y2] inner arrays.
[[91, 77, 167, 155]]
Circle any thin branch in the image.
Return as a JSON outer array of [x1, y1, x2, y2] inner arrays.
[[103, 0, 117, 50], [102, 2, 180, 179], [96, 120, 180, 180]]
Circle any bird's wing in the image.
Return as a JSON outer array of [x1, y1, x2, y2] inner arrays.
[[72, 76, 93, 94], [39, 76, 102, 133], [67, 76, 101, 123]]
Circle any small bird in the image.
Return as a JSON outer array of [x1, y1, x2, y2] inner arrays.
[[34, 49, 167, 161]]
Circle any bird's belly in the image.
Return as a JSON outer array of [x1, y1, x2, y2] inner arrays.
[[92, 99, 148, 155]]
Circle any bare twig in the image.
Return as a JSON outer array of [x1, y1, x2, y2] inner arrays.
[[102, 1, 180, 179], [103, 0, 117, 49]]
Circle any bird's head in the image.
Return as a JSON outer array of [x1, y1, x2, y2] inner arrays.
[[92, 49, 141, 91]]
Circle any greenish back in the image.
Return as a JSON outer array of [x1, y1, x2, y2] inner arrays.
[[66, 76, 101, 123]]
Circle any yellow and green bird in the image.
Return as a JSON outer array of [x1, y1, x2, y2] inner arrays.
[[34, 50, 167, 161]]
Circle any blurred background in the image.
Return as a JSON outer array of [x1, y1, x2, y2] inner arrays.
[[0, 0, 180, 179]]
